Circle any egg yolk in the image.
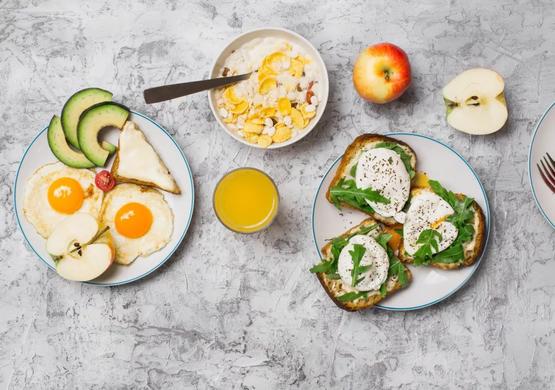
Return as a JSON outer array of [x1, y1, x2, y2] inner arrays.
[[47, 177, 84, 214], [115, 202, 153, 238]]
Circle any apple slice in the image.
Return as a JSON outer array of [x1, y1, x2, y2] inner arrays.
[[443, 68, 508, 135], [56, 243, 113, 282], [46, 213, 115, 282]]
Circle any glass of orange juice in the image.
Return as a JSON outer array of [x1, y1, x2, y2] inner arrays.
[[213, 168, 279, 233]]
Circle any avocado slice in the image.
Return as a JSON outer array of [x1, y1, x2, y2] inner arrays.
[[101, 141, 117, 154], [47, 115, 96, 168], [77, 102, 130, 167], [61, 88, 116, 152]]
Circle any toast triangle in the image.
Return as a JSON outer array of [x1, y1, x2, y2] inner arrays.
[[111, 121, 181, 194]]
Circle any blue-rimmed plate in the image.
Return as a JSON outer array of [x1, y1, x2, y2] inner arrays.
[[14, 111, 195, 286], [529, 102, 555, 229], [312, 132, 490, 311]]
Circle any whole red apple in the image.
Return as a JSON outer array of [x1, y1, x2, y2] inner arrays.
[[353, 42, 411, 104]]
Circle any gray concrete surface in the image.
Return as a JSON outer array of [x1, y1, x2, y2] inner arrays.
[[1, 0, 554, 388]]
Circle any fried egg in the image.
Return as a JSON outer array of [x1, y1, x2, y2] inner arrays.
[[403, 190, 459, 256], [337, 234, 389, 291], [99, 183, 173, 265], [355, 148, 410, 221], [23, 162, 103, 238]]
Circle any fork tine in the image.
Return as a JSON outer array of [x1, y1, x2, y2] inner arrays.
[[541, 157, 555, 182], [538, 163, 555, 193], [545, 153, 555, 173]]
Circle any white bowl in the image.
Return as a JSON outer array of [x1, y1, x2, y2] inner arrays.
[[208, 27, 329, 149]]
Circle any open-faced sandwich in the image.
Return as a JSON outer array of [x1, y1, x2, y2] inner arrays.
[[111, 121, 180, 194], [326, 134, 416, 225], [309, 217, 411, 311], [398, 179, 486, 269]]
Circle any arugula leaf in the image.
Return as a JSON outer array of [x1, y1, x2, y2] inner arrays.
[[375, 233, 392, 250], [429, 180, 458, 208], [379, 283, 387, 297], [374, 142, 416, 179], [349, 163, 357, 177], [413, 229, 442, 265], [432, 242, 464, 264], [329, 178, 389, 214], [309, 261, 334, 274], [349, 244, 368, 287], [388, 256, 409, 286], [309, 224, 378, 275], [337, 291, 368, 302]]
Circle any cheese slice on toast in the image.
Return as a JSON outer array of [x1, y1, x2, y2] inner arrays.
[[111, 121, 180, 194]]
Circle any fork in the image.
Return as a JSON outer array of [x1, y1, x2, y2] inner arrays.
[[537, 152, 555, 192]]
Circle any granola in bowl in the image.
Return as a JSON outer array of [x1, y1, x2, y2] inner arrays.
[[213, 36, 324, 148]]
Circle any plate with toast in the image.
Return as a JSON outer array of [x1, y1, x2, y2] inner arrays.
[[311, 132, 490, 311], [14, 89, 194, 286]]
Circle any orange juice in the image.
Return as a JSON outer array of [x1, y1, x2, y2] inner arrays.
[[213, 168, 279, 233]]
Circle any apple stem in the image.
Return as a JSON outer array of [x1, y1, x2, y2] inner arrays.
[[384, 69, 391, 81]]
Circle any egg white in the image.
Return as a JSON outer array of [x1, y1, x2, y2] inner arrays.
[[337, 234, 389, 292], [23, 162, 103, 238], [355, 148, 410, 219], [99, 183, 173, 265], [403, 190, 459, 256]]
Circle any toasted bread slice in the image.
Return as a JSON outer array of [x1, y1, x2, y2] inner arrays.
[[326, 134, 416, 225], [315, 217, 412, 312], [111, 121, 181, 194], [398, 187, 486, 270]]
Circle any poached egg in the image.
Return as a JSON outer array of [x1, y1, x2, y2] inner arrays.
[[337, 234, 389, 291], [355, 147, 410, 222], [403, 189, 459, 256]]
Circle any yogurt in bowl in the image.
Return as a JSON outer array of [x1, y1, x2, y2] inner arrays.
[[209, 28, 329, 149]]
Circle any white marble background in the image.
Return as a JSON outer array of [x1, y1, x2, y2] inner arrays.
[[1, 0, 554, 389]]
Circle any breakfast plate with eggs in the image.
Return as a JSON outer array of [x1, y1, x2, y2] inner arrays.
[[311, 132, 490, 311], [14, 95, 194, 286]]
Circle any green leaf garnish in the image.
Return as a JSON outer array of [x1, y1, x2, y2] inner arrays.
[[329, 178, 389, 214], [432, 242, 464, 264], [413, 229, 443, 265], [374, 142, 416, 179], [309, 261, 334, 274], [375, 233, 392, 250], [349, 163, 357, 177], [337, 291, 368, 302], [379, 283, 387, 297], [388, 256, 408, 286], [349, 244, 368, 287]]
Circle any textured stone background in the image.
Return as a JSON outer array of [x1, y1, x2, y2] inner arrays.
[[1, 0, 555, 389]]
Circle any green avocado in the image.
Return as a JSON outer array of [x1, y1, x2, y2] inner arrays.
[[61, 87, 116, 152], [47, 115, 96, 169], [77, 102, 130, 167]]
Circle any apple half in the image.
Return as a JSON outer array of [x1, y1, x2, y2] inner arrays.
[[47, 213, 114, 281], [443, 68, 508, 135]]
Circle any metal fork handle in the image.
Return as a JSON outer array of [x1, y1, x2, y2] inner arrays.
[[144, 73, 251, 104]]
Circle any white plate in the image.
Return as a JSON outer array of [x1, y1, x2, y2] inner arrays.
[[312, 132, 490, 311], [529, 102, 555, 228], [208, 27, 329, 149], [14, 111, 195, 286]]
